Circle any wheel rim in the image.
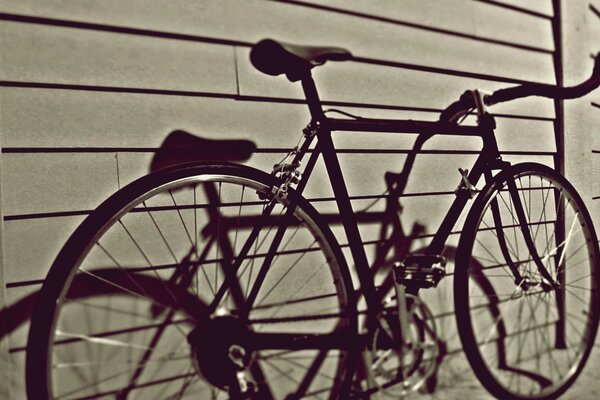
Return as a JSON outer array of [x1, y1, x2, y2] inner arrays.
[[461, 169, 599, 399], [37, 169, 354, 399]]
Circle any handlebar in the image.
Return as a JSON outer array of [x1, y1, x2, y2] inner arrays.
[[439, 53, 600, 122]]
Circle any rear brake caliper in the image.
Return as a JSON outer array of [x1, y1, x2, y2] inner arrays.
[[270, 147, 302, 201]]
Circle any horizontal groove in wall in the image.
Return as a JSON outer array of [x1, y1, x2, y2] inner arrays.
[[4, 209, 91, 221], [0, 80, 237, 98], [6, 279, 45, 289], [472, 0, 553, 19], [3, 189, 460, 222], [350, 57, 532, 85], [590, 4, 600, 19], [1, 147, 556, 156], [9, 346, 25, 354], [274, 0, 552, 53], [0, 81, 555, 122], [0, 13, 547, 85]]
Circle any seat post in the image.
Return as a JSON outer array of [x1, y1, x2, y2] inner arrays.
[[301, 75, 325, 120]]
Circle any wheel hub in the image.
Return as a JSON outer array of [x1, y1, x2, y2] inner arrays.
[[518, 276, 555, 293], [187, 315, 252, 389]]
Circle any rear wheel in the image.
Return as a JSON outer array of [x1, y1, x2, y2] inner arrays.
[[455, 163, 600, 399], [27, 163, 358, 399]]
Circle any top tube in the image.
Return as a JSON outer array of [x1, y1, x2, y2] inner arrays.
[[325, 117, 482, 137]]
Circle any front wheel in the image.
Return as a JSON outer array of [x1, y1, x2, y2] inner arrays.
[[455, 162, 600, 400], [26, 162, 358, 399]]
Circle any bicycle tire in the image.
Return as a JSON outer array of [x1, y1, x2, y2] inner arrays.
[[455, 162, 600, 399], [26, 162, 358, 400]]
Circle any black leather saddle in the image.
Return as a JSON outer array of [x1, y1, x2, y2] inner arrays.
[[250, 38, 352, 82]]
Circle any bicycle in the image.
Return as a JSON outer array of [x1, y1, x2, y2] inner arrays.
[[25, 38, 600, 400], [9, 128, 447, 396]]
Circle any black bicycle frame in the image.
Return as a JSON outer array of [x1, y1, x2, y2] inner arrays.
[[207, 73, 552, 352], [295, 75, 508, 321]]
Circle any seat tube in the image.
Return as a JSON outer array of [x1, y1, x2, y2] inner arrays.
[[299, 75, 381, 319], [301, 75, 326, 121]]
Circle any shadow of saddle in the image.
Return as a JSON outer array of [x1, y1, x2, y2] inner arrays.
[[149, 130, 257, 173]]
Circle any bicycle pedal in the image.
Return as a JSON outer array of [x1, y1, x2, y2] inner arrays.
[[393, 254, 446, 289]]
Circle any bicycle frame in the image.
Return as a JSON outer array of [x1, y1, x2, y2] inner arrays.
[[199, 72, 561, 364], [290, 75, 509, 324], [194, 72, 562, 367], [26, 41, 599, 400], [165, 73, 570, 396]]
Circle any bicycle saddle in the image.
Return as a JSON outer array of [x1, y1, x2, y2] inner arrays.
[[250, 38, 352, 82], [150, 130, 256, 172]]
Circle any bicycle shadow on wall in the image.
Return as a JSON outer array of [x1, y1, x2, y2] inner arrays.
[[0, 132, 254, 338], [1, 129, 498, 396]]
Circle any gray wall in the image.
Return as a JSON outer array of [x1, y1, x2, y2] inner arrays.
[[0, 0, 597, 397]]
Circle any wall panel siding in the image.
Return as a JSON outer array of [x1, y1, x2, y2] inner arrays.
[[291, 0, 554, 49], [0, 88, 556, 151], [2, 153, 118, 216], [0, 90, 311, 148], [3, 217, 84, 286], [1, 0, 596, 397], [0, 22, 237, 93], [0, 0, 554, 51]]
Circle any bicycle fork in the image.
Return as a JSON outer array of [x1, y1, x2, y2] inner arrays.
[[489, 175, 566, 348], [490, 178, 559, 288]]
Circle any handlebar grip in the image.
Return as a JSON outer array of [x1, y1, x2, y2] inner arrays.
[[439, 54, 600, 122], [485, 52, 600, 106]]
